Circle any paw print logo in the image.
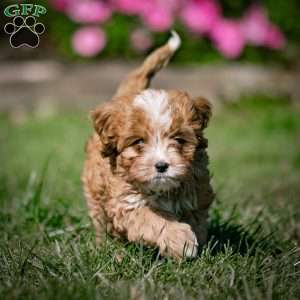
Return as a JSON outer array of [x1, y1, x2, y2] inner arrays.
[[4, 16, 45, 48]]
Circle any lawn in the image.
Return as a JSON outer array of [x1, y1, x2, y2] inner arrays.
[[0, 96, 299, 299]]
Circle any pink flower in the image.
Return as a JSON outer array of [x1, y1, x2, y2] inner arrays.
[[72, 26, 106, 57], [142, 6, 173, 32], [241, 4, 270, 46], [242, 4, 285, 49], [180, 0, 221, 34], [160, 0, 184, 13], [264, 23, 286, 49], [112, 0, 151, 15], [51, 0, 71, 12], [211, 19, 245, 59], [130, 28, 153, 53], [67, 0, 112, 23]]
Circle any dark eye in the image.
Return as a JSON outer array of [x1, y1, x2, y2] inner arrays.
[[131, 138, 145, 146], [174, 137, 186, 145]]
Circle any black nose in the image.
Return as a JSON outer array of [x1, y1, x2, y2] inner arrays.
[[155, 161, 169, 173]]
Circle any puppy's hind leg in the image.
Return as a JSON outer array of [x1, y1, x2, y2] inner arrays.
[[114, 31, 181, 98]]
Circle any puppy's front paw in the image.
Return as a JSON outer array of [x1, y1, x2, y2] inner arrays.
[[159, 222, 198, 259]]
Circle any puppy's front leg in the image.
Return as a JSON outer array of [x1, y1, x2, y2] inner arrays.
[[182, 210, 209, 246], [120, 207, 198, 259]]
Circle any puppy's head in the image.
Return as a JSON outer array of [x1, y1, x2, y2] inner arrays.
[[92, 89, 211, 193]]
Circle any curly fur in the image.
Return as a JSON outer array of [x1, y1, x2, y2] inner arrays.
[[82, 32, 214, 259]]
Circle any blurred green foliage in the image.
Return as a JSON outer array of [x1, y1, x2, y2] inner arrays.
[[45, 0, 299, 64], [1, 0, 299, 64]]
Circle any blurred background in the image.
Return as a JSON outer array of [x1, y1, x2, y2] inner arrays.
[[0, 0, 299, 114], [0, 2, 300, 298]]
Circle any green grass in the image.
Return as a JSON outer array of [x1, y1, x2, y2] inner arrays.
[[0, 96, 300, 299]]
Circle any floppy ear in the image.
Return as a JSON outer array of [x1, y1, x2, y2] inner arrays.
[[192, 97, 212, 130], [91, 103, 117, 157]]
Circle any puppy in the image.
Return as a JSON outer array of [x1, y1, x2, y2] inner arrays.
[[82, 31, 214, 259]]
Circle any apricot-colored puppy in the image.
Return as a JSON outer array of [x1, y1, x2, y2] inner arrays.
[[82, 31, 214, 259]]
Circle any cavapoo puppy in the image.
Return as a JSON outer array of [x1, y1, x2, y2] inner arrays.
[[82, 31, 214, 259]]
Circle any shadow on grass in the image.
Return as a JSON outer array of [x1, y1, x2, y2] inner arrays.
[[207, 213, 282, 256], [118, 211, 283, 263]]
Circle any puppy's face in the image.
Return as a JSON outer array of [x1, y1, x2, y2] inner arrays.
[[93, 89, 211, 193]]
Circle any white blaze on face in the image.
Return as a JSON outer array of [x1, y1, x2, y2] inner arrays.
[[134, 89, 172, 163], [134, 89, 171, 129]]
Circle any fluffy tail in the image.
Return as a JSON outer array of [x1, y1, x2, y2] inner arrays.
[[114, 30, 181, 98]]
